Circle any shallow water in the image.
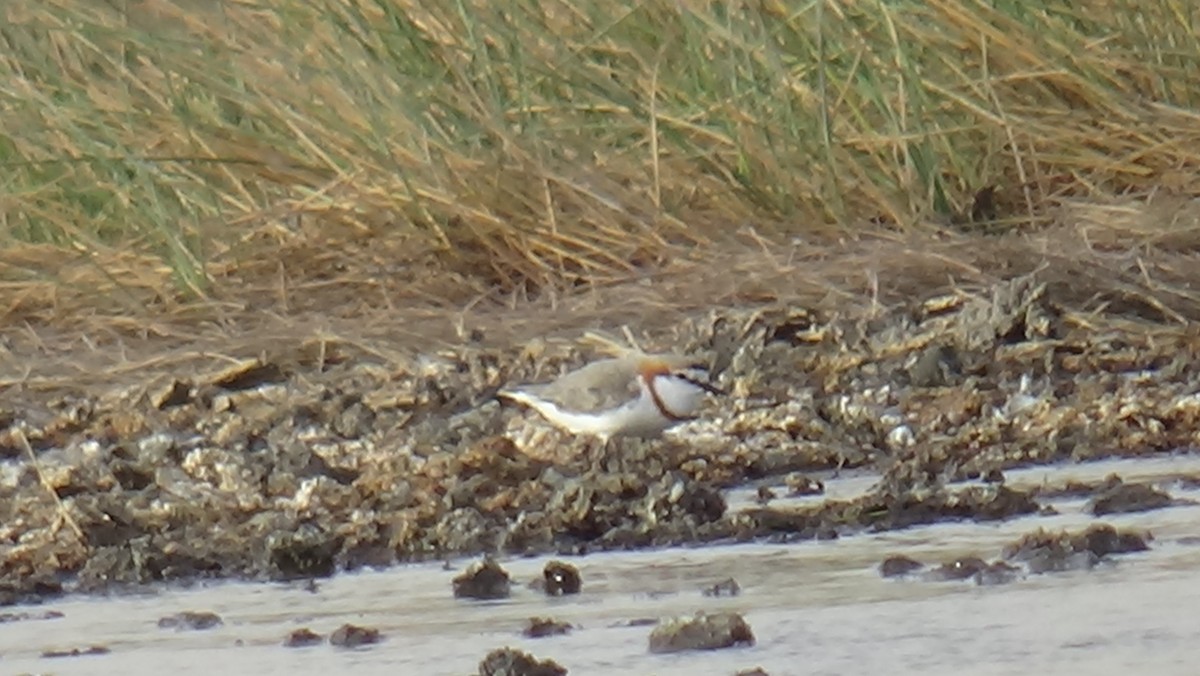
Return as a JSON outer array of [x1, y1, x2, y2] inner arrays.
[[5, 455, 1200, 676]]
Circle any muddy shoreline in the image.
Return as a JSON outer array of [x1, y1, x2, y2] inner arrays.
[[2, 274, 1198, 604]]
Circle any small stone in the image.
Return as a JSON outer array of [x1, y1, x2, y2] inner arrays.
[[455, 558, 512, 600], [648, 612, 755, 654], [283, 628, 323, 647], [523, 617, 573, 638], [735, 669, 771, 676], [879, 555, 924, 578], [330, 623, 381, 648], [478, 647, 568, 676], [542, 560, 581, 596], [755, 486, 776, 505], [157, 611, 223, 631]]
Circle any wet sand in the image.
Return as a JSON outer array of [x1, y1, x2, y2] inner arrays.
[[5, 455, 1199, 675]]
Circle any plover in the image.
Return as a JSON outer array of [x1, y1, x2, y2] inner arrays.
[[498, 352, 722, 456]]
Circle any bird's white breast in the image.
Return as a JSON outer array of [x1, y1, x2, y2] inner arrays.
[[650, 374, 707, 418]]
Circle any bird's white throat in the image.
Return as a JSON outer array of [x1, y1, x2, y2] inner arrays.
[[648, 373, 708, 419]]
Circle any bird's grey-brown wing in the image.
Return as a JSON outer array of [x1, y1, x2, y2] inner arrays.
[[522, 357, 641, 413]]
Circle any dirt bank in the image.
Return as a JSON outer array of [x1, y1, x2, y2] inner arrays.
[[2, 222, 1199, 603]]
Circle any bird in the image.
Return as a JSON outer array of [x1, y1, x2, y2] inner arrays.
[[497, 352, 723, 467]]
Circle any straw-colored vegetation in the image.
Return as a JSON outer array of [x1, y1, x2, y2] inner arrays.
[[2, 0, 1200, 332]]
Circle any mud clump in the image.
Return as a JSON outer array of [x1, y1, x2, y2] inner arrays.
[[1079, 524, 1152, 556], [784, 473, 824, 496], [879, 555, 924, 578], [1003, 524, 1150, 573], [524, 616, 573, 638], [479, 647, 568, 676], [0, 609, 64, 623], [648, 611, 755, 654], [1088, 480, 1177, 515], [41, 645, 111, 658], [0, 577, 64, 607], [157, 610, 223, 631], [888, 554, 1017, 588], [926, 556, 991, 581], [541, 560, 581, 596], [885, 524, 1150, 584], [973, 561, 1021, 586], [742, 483, 1038, 542], [283, 628, 324, 647], [702, 577, 741, 597], [268, 529, 343, 580], [330, 623, 382, 648], [454, 558, 512, 600], [1034, 473, 1188, 515]]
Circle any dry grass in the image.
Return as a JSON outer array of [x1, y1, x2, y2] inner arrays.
[[2, 0, 1200, 341], [4, 198, 1199, 405]]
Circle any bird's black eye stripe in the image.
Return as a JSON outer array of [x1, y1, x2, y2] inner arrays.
[[672, 372, 725, 396]]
